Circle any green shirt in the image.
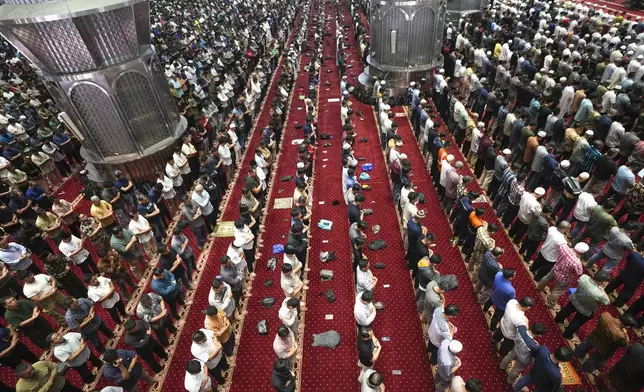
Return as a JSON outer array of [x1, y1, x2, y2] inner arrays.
[[570, 274, 610, 316], [4, 299, 39, 328], [35, 212, 63, 238], [110, 229, 141, 259], [16, 361, 66, 392], [584, 206, 617, 240]]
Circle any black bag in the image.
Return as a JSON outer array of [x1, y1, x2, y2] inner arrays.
[[320, 133, 332, 139], [260, 297, 276, 308], [418, 192, 427, 204], [320, 289, 336, 302], [332, 200, 340, 205], [264, 279, 273, 287], [368, 239, 387, 251], [374, 262, 385, 269], [360, 138, 368, 142], [281, 175, 294, 182], [356, 111, 364, 116], [295, 125, 303, 129]]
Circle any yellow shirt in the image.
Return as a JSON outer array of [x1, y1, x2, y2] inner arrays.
[[90, 200, 115, 227]]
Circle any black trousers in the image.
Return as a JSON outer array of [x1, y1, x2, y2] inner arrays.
[[489, 307, 505, 331], [428, 341, 439, 365], [78, 254, 98, 275], [555, 301, 593, 339], [135, 337, 168, 373], [519, 238, 540, 261], [83, 319, 114, 352], [23, 317, 53, 348], [209, 355, 230, 386], [606, 275, 640, 308], [72, 352, 103, 384], [153, 316, 177, 347], [105, 299, 127, 324], [59, 273, 87, 299], [0, 342, 39, 368], [530, 254, 554, 281], [509, 219, 529, 244], [165, 293, 185, 320], [492, 327, 515, 356]]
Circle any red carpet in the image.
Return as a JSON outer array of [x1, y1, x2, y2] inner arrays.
[[303, 2, 437, 391], [298, 6, 361, 392], [228, 2, 319, 391], [159, 17, 306, 392]]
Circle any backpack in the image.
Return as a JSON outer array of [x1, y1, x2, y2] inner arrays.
[[369, 239, 387, 251], [320, 289, 336, 302], [320, 269, 334, 281]]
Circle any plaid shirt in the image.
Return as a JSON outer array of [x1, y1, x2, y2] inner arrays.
[[553, 244, 583, 285], [65, 298, 101, 334], [497, 105, 509, 125], [578, 145, 602, 174], [471, 226, 496, 263], [43, 255, 70, 279], [497, 169, 516, 198], [508, 180, 525, 206]]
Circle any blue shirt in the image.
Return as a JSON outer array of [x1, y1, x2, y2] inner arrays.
[[518, 325, 562, 391], [151, 270, 178, 298], [612, 165, 635, 194], [0, 132, 14, 144], [478, 252, 501, 287], [25, 186, 46, 202], [103, 349, 142, 386], [303, 123, 313, 137], [491, 271, 515, 310]]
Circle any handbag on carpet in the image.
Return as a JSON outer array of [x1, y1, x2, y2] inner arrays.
[[361, 163, 373, 171], [257, 320, 268, 335], [281, 175, 294, 181], [264, 279, 273, 287], [320, 269, 334, 281], [372, 224, 380, 233], [368, 239, 387, 251], [360, 137, 368, 142], [319, 289, 336, 302], [267, 257, 277, 270], [374, 262, 385, 269], [260, 297, 276, 308], [320, 133, 332, 139], [361, 185, 371, 190], [374, 302, 385, 311], [359, 172, 370, 181], [272, 244, 285, 254], [320, 251, 337, 262], [362, 208, 373, 216]]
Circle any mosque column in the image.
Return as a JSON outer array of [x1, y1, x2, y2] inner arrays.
[[0, 0, 186, 182]]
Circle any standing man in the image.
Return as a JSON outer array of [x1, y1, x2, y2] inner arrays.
[[14, 361, 83, 392], [191, 184, 216, 232], [537, 242, 587, 308], [191, 329, 229, 387], [64, 297, 114, 352], [513, 328, 573, 392], [530, 221, 570, 281], [128, 210, 157, 258], [48, 331, 102, 384], [85, 274, 127, 325], [203, 305, 235, 357], [487, 268, 516, 331], [18, 270, 69, 327], [2, 296, 53, 349], [555, 271, 611, 338], [492, 296, 535, 356], [436, 339, 463, 392], [500, 323, 547, 384], [123, 319, 168, 374], [428, 304, 460, 365], [102, 349, 160, 391], [58, 231, 98, 275]]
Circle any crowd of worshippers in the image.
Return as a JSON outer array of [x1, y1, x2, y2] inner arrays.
[[0, 1, 309, 392], [368, 0, 644, 391]]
